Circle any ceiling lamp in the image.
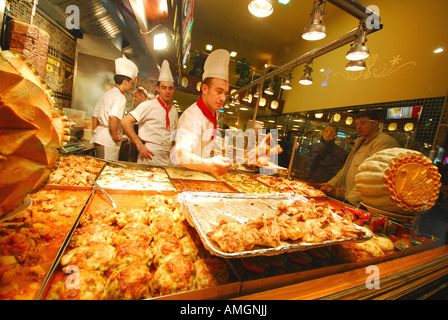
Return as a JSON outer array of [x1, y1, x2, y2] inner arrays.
[[346, 22, 370, 61], [281, 73, 292, 90], [259, 97, 267, 107], [345, 60, 366, 71], [242, 91, 252, 102], [299, 64, 313, 86], [154, 32, 167, 50], [302, 0, 327, 41], [271, 100, 279, 110], [248, 0, 274, 17], [264, 81, 275, 95], [315, 113, 323, 119]]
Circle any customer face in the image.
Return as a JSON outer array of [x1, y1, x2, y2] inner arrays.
[[355, 116, 379, 139], [201, 78, 229, 113], [322, 126, 337, 141]]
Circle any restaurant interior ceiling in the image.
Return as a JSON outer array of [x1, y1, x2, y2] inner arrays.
[[37, 0, 373, 118]]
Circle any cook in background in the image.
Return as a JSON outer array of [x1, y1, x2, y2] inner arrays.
[[128, 87, 149, 162], [91, 57, 138, 161], [121, 60, 178, 167], [320, 110, 400, 206], [171, 49, 231, 176], [307, 124, 348, 183]]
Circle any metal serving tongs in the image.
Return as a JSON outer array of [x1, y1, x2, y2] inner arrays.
[[87, 176, 117, 208]]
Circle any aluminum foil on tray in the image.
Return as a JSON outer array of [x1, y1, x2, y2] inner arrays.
[[177, 192, 373, 258]]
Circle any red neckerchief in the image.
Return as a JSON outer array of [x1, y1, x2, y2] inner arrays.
[[157, 96, 173, 130], [197, 97, 217, 141], [115, 86, 124, 95]]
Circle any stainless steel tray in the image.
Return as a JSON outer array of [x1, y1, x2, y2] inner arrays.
[[177, 192, 373, 258]]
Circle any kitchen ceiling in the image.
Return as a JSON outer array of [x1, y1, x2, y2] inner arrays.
[[40, 0, 365, 76], [38, 0, 372, 117]]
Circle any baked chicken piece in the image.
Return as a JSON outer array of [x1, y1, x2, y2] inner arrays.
[[151, 255, 196, 296], [116, 208, 149, 227], [60, 242, 116, 274], [110, 240, 153, 269], [103, 262, 153, 300], [193, 258, 229, 289], [46, 270, 106, 300]]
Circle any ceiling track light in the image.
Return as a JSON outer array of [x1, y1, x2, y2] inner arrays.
[[242, 91, 252, 102], [264, 81, 275, 95], [281, 72, 293, 90], [248, 0, 274, 18], [302, 0, 327, 41], [299, 63, 313, 86], [345, 60, 366, 71], [346, 22, 370, 61]]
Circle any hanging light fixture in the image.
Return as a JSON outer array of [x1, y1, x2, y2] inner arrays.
[[346, 22, 370, 61], [299, 63, 313, 86], [242, 91, 252, 102], [248, 0, 274, 18], [264, 81, 275, 95], [345, 60, 366, 71], [281, 73, 293, 90], [302, 0, 327, 41]]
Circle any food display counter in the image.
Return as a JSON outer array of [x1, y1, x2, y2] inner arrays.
[[0, 155, 446, 300]]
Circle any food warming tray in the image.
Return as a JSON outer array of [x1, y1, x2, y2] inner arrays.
[[177, 192, 373, 258]]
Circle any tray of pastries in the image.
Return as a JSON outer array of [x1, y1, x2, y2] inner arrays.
[[47, 155, 106, 187], [95, 165, 176, 191], [42, 193, 237, 300]]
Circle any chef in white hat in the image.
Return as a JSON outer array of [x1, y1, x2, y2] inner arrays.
[[121, 59, 178, 166], [91, 56, 138, 161], [171, 49, 231, 176]]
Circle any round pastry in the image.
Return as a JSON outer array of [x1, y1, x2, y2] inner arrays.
[[0, 49, 70, 218], [355, 148, 441, 214]]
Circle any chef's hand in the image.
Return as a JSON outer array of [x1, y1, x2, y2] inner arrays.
[[205, 155, 231, 176], [112, 132, 122, 143], [320, 183, 334, 193], [137, 143, 155, 160]]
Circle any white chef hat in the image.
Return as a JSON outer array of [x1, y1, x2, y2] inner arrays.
[[115, 57, 138, 80], [158, 60, 174, 82], [202, 49, 230, 82]]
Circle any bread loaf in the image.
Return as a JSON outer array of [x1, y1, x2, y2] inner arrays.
[[355, 148, 441, 214]]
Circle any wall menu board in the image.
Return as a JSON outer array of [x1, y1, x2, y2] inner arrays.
[[387, 106, 423, 120]]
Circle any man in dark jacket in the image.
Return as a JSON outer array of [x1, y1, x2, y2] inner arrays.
[[308, 124, 348, 183]]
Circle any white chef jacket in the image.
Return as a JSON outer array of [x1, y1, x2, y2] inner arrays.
[[171, 102, 221, 166], [130, 97, 178, 166], [91, 87, 127, 161]]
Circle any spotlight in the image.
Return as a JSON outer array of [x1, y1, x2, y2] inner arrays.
[[346, 22, 370, 61], [302, 0, 327, 41], [264, 81, 275, 95], [281, 73, 292, 90], [345, 60, 366, 71], [248, 0, 274, 18], [242, 92, 252, 102], [299, 64, 313, 86]]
